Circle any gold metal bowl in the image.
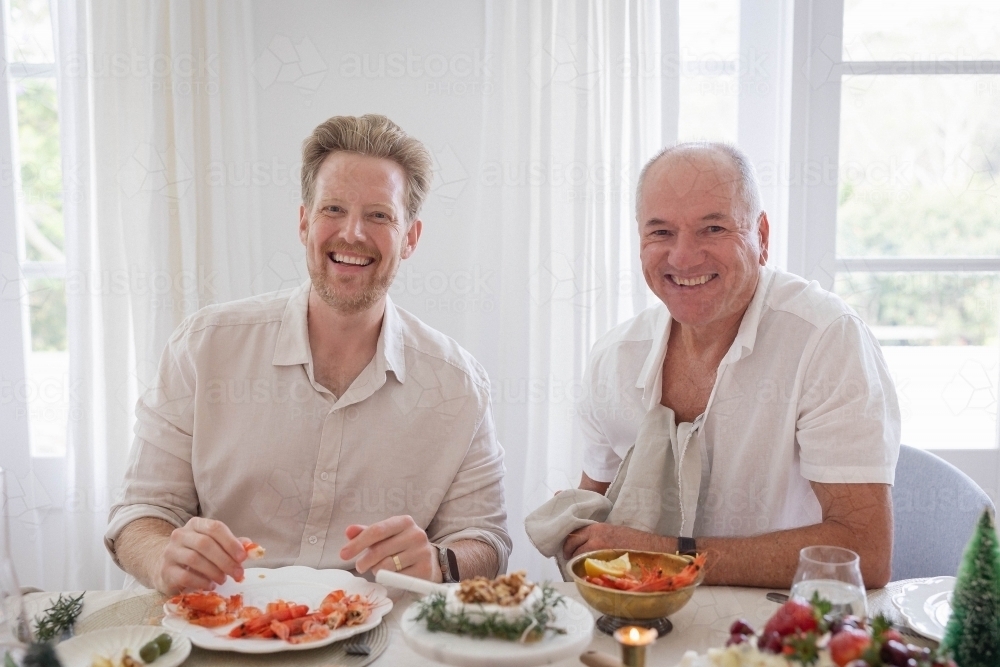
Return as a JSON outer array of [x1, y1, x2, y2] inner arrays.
[[567, 549, 704, 620]]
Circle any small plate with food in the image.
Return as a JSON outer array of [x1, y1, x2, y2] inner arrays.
[[54, 626, 190, 667], [161, 565, 391, 653], [379, 570, 594, 667]]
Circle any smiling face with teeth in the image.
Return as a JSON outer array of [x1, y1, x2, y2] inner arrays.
[[637, 148, 769, 337], [299, 151, 421, 315]]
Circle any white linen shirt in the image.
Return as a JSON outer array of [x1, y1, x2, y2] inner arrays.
[[578, 265, 900, 537], [106, 281, 511, 572]]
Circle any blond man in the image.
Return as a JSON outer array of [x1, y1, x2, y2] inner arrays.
[[107, 115, 510, 594]]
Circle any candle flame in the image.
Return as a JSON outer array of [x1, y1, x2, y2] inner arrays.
[[629, 627, 641, 642]]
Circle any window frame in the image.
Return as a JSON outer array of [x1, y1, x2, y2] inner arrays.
[[776, 0, 1000, 498], [0, 0, 68, 462]]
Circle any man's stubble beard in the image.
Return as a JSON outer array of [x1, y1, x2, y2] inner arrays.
[[308, 247, 401, 315]]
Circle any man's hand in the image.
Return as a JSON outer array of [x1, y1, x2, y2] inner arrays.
[[339, 515, 442, 582], [562, 523, 673, 561], [152, 517, 248, 594]]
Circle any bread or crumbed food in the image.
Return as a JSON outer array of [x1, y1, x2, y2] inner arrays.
[[455, 571, 536, 606]]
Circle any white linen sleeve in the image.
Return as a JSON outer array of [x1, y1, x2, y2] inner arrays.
[[424, 392, 512, 574], [579, 348, 623, 484], [105, 321, 200, 564], [796, 314, 901, 484]]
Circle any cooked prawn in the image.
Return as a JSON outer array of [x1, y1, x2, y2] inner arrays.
[[584, 552, 708, 593]]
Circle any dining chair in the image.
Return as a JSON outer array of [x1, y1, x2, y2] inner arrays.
[[891, 444, 995, 581]]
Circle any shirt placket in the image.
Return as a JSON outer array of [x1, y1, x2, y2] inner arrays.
[[297, 404, 343, 566]]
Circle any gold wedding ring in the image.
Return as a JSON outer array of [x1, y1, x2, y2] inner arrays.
[[393, 554, 403, 572]]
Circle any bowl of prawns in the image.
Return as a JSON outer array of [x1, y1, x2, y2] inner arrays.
[[161, 566, 391, 653], [567, 549, 707, 620]]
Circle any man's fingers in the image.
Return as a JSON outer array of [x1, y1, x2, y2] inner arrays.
[[189, 517, 246, 562], [344, 524, 366, 541], [340, 516, 413, 560], [354, 532, 416, 574], [172, 546, 231, 585], [562, 527, 592, 561], [176, 529, 242, 578]]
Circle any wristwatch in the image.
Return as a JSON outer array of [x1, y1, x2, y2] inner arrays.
[[677, 536, 697, 556], [435, 544, 460, 583]]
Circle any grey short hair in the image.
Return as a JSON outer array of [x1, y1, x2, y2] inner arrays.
[[635, 142, 763, 229]]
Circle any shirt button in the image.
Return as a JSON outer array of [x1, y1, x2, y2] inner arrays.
[[308, 535, 318, 545], [320, 472, 329, 481]]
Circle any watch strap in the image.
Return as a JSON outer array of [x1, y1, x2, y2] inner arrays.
[[435, 544, 460, 582], [677, 536, 697, 556]]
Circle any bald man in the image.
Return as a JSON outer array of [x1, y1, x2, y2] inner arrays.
[[561, 143, 899, 588]]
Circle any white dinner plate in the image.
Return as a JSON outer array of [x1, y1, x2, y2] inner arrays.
[[891, 576, 955, 642], [161, 566, 392, 653], [55, 626, 191, 667], [401, 592, 595, 666]]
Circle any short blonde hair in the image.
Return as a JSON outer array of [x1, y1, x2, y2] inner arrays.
[[301, 114, 432, 222]]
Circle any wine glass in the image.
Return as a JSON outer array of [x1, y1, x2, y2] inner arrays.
[[789, 545, 868, 619], [0, 468, 27, 660]]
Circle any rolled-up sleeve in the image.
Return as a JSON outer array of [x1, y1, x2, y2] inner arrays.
[[425, 392, 511, 574], [580, 349, 622, 483], [105, 322, 199, 565], [797, 315, 900, 484]]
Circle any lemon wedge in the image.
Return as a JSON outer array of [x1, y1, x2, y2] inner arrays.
[[584, 552, 631, 578]]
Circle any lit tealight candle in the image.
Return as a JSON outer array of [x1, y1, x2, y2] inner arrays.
[[613, 625, 657, 667]]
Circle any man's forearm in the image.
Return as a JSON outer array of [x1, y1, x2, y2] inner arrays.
[[114, 517, 174, 589], [606, 521, 890, 589], [451, 538, 500, 579], [697, 518, 891, 588]]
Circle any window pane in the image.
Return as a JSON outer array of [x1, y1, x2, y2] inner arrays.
[[26, 278, 67, 457], [16, 78, 64, 262], [7, 0, 55, 63], [679, 0, 739, 61], [843, 0, 1000, 61], [835, 272, 999, 450], [678, 74, 738, 142], [837, 75, 1000, 257], [678, 0, 739, 142]]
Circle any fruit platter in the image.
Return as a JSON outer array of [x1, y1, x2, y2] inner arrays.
[[677, 593, 957, 667]]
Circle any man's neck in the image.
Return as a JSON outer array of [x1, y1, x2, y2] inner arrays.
[[306, 289, 385, 397], [669, 307, 747, 364]]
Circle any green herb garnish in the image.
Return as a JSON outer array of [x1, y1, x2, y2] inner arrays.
[[33, 593, 84, 642], [415, 584, 566, 642]]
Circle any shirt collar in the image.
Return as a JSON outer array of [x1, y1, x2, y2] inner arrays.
[[636, 264, 775, 409], [272, 280, 408, 384]]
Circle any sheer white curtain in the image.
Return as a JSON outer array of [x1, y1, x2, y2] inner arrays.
[[48, 0, 262, 590], [466, 0, 679, 578]]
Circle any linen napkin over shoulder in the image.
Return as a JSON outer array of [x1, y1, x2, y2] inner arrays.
[[524, 403, 705, 558]]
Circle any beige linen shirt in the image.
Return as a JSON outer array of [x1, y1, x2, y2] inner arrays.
[[106, 282, 511, 573]]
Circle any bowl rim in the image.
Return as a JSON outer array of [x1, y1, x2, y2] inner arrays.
[[567, 548, 703, 597]]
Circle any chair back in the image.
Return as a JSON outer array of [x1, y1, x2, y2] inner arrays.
[[892, 445, 995, 580]]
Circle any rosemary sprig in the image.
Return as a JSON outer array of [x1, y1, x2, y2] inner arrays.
[[415, 584, 566, 643], [33, 592, 84, 642]]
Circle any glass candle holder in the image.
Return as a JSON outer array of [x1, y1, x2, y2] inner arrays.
[[613, 625, 656, 667]]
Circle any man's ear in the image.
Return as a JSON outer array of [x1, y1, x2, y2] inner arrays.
[[757, 212, 770, 265], [299, 204, 309, 246], [400, 218, 422, 259]]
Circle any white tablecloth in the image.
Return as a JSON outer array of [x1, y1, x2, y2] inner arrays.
[[21, 581, 925, 666]]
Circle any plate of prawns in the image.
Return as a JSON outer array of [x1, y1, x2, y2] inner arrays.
[[161, 565, 391, 653]]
